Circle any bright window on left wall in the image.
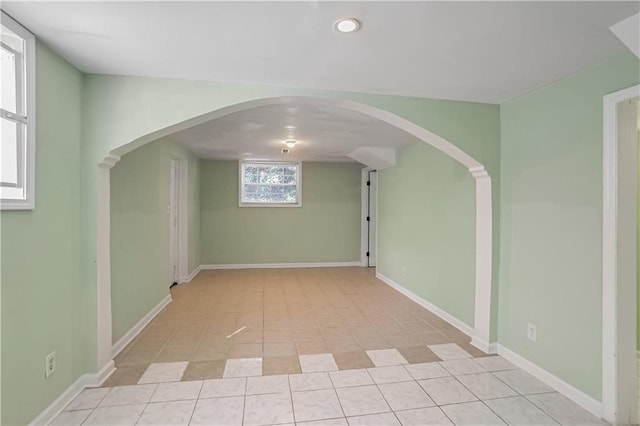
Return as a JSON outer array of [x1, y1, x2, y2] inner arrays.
[[1, 12, 35, 210]]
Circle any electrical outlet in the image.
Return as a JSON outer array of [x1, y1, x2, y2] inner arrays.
[[400, 266, 406, 277], [527, 323, 537, 342], [45, 351, 56, 378]]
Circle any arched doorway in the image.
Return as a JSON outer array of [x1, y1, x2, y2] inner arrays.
[[95, 96, 494, 371]]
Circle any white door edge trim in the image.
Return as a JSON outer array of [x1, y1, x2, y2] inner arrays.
[[602, 84, 640, 424]]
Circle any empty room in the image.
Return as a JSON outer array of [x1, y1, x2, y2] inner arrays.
[[1, 2, 639, 425]]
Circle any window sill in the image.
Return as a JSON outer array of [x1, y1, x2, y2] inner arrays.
[[1, 198, 35, 210], [239, 202, 302, 208]]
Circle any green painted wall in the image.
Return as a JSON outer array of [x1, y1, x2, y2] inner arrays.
[[111, 141, 169, 344], [111, 138, 200, 344], [0, 43, 85, 425], [499, 52, 640, 400], [378, 142, 476, 326], [0, 64, 500, 424], [5, 32, 638, 425], [200, 161, 361, 264]]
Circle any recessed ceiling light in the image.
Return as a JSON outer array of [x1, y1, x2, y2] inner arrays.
[[335, 18, 360, 33], [284, 139, 297, 148]]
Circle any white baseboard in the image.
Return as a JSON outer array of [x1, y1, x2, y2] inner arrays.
[[111, 294, 172, 358], [201, 261, 361, 270], [376, 272, 475, 337], [471, 337, 498, 354], [496, 344, 602, 418], [178, 265, 201, 283], [29, 361, 115, 426]]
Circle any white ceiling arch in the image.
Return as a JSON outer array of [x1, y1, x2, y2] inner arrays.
[[111, 95, 485, 170]]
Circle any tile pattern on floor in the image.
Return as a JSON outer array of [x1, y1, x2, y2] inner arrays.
[[112, 268, 484, 373], [55, 346, 605, 425], [54, 268, 605, 425]]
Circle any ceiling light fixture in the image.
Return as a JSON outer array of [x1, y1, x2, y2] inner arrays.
[[335, 18, 360, 33], [284, 139, 297, 149]]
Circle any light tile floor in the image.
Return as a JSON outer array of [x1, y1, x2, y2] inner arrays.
[[53, 268, 607, 425], [54, 348, 606, 425], [109, 268, 486, 386]]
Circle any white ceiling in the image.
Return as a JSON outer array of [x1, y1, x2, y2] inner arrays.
[[3, 1, 638, 163], [168, 102, 420, 162], [3, 1, 638, 104]]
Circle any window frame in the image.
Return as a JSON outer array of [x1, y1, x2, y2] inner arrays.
[[238, 160, 302, 208], [1, 11, 35, 210]]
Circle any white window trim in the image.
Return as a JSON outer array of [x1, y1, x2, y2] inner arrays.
[[1, 11, 35, 210], [238, 160, 302, 208]]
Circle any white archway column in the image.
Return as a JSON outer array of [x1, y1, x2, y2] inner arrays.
[[470, 167, 494, 353], [97, 155, 120, 372]]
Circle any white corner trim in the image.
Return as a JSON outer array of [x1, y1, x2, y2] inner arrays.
[[471, 172, 493, 348], [471, 337, 498, 355], [89, 360, 117, 388], [497, 344, 602, 418], [201, 262, 361, 270], [376, 272, 474, 337], [29, 361, 115, 426], [98, 154, 121, 169], [111, 294, 172, 358], [179, 265, 201, 284]]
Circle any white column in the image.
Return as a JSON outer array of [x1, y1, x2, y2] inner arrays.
[[96, 155, 120, 370], [470, 167, 494, 353]]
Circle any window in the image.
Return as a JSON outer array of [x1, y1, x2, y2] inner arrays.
[[1, 12, 35, 210], [239, 161, 301, 207]]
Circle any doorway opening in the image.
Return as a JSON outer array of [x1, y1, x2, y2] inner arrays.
[[602, 85, 639, 425], [97, 95, 495, 373]]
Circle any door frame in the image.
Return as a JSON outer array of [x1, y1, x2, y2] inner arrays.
[[360, 167, 378, 267], [367, 169, 378, 267], [168, 157, 179, 284], [168, 156, 189, 285], [602, 84, 640, 424]]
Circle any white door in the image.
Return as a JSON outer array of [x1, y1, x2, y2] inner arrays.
[[169, 158, 179, 285], [367, 170, 378, 267]]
